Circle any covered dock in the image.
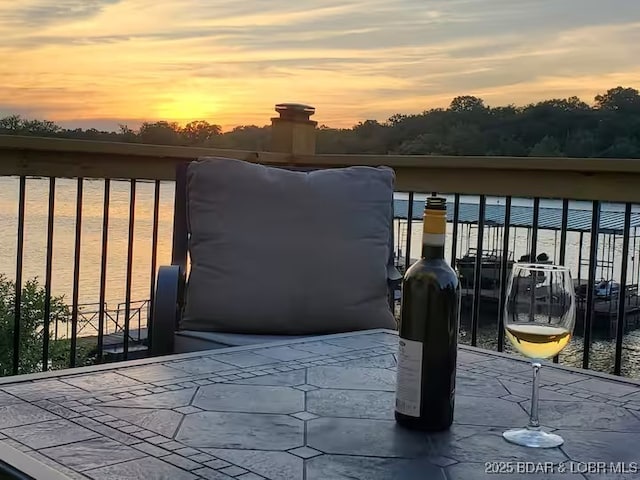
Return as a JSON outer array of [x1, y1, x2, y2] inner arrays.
[[393, 198, 640, 335]]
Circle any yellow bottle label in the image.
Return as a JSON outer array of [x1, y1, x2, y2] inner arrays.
[[423, 208, 446, 246]]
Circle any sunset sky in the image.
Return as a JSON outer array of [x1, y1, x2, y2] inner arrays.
[[2, 0, 640, 131]]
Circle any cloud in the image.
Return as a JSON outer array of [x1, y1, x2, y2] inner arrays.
[[1, 0, 639, 129], [0, 0, 121, 27]]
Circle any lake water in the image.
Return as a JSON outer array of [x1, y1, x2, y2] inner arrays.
[[1, 178, 639, 379]]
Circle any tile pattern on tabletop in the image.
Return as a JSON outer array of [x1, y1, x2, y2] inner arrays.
[[169, 357, 236, 375], [364, 332, 404, 346], [570, 378, 639, 397], [290, 341, 352, 355], [132, 442, 171, 457], [519, 400, 640, 432], [0, 391, 25, 407], [192, 467, 235, 480], [557, 430, 640, 463], [431, 430, 568, 464], [98, 388, 197, 409], [96, 406, 183, 437], [228, 370, 305, 387], [446, 462, 586, 480], [475, 357, 533, 374], [236, 474, 265, 480], [457, 350, 493, 364], [323, 335, 387, 349], [453, 396, 528, 427], [306, 389, 396, 420], [0, 330, 637, 480], [0, 403, 58, 429], [335, 354, 397, 369], [584, 475, 639, 480], [202, 449, 304, 480], [116, 364, 187, 382], [83, 456, 198, 479], [72, 417, 140, 445], [250, 345, 317, 362], [177, 412, 304, 450], [192, 384, 304, 414], [288, 446, 322, 459], [535, 366, 589, 385], [162, 453, 201, 470], [61, 372, 144, 391], [499, 379, 577, 402], [456, 372, 510, 398], [2, 419, 99, 449], [306, 366, 396, 391], [26, 450, 93, 480], [305, 454, 447, 480], [213, 351, 277, 368], [38, 437, 145, 471], [1, 380, 85, 402], [306, 417, 432, 457]]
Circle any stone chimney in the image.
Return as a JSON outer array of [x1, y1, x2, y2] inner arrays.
[[269, 103, 317, 155]]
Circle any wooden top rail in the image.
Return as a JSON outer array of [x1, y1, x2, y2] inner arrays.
[[2, 134, 640, 203]]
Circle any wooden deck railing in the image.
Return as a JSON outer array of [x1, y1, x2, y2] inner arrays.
[[1, 103, 640, 380], [3, 133, 640, 201]]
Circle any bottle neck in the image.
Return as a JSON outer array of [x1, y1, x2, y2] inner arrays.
[[422, 243, 445, 260], [421, 208, 446, 260]]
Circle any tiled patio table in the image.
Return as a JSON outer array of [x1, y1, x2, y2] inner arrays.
[[0, 329, 639, 480]]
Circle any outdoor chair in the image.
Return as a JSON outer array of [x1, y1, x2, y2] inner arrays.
[[149, 157, 402, 356]]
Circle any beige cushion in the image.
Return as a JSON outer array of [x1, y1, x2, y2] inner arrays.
[[181, 157, 397, 335]]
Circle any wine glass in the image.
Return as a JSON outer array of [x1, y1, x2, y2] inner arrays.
[[502, 262, 576, 448]]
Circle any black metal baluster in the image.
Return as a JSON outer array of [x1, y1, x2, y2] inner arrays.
[[404, 192, 414, 272], [42, 178, 55, 371], [637, 229, 640, 292], [632, 228, 638, 291], [12, 176, 26, 375], [614, 203, 632, 375], [471, 195, 486, 347], [577, 232, 584, 282], [450, 194, 460, 267], [69, 178, 83, 368], [553, 198, 570, 364], [559, 199, 569, 265], [582, 201, 600, 369], [96, 180, 110, 363], [497, 197, 512, 352], [147, 180, 161, 350], [530, 197, 540, 261], [123, 180, 136, 359], [608, 235, 615, 321]]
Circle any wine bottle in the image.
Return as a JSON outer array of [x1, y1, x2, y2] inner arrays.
[[395, 195, 461, 431]]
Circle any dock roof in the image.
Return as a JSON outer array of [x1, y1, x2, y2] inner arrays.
[[393, 199, 640, 235]]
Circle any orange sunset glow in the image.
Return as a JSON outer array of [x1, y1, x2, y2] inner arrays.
[[2, 0, 640, 131]]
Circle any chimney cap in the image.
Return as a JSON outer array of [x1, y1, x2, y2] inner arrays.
[[275, 103, 315, 119]]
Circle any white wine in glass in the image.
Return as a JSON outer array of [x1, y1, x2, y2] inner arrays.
[[502, 263, 576, 448]]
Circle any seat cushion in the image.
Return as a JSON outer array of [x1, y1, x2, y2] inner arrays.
[[176, 330, 321, 347], [181, 157, 397, 335]]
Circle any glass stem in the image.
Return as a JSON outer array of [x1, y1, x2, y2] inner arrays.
[[528, 362, 541, 429]]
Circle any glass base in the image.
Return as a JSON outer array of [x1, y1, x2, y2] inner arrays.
[[503, 427, 563, 448]]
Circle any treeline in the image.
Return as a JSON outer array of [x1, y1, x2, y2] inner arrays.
[[2, 86, 640, 158]]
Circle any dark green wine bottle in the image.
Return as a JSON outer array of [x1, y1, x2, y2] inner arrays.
[[395, 195, 461, 431]]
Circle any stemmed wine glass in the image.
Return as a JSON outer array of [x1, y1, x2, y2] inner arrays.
[[502, 263, 576, 448]]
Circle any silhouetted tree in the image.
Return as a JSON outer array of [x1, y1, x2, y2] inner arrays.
[[595, 87, 640, 113], [449, 95, 487, 113], [3, 85, 640, 158]]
